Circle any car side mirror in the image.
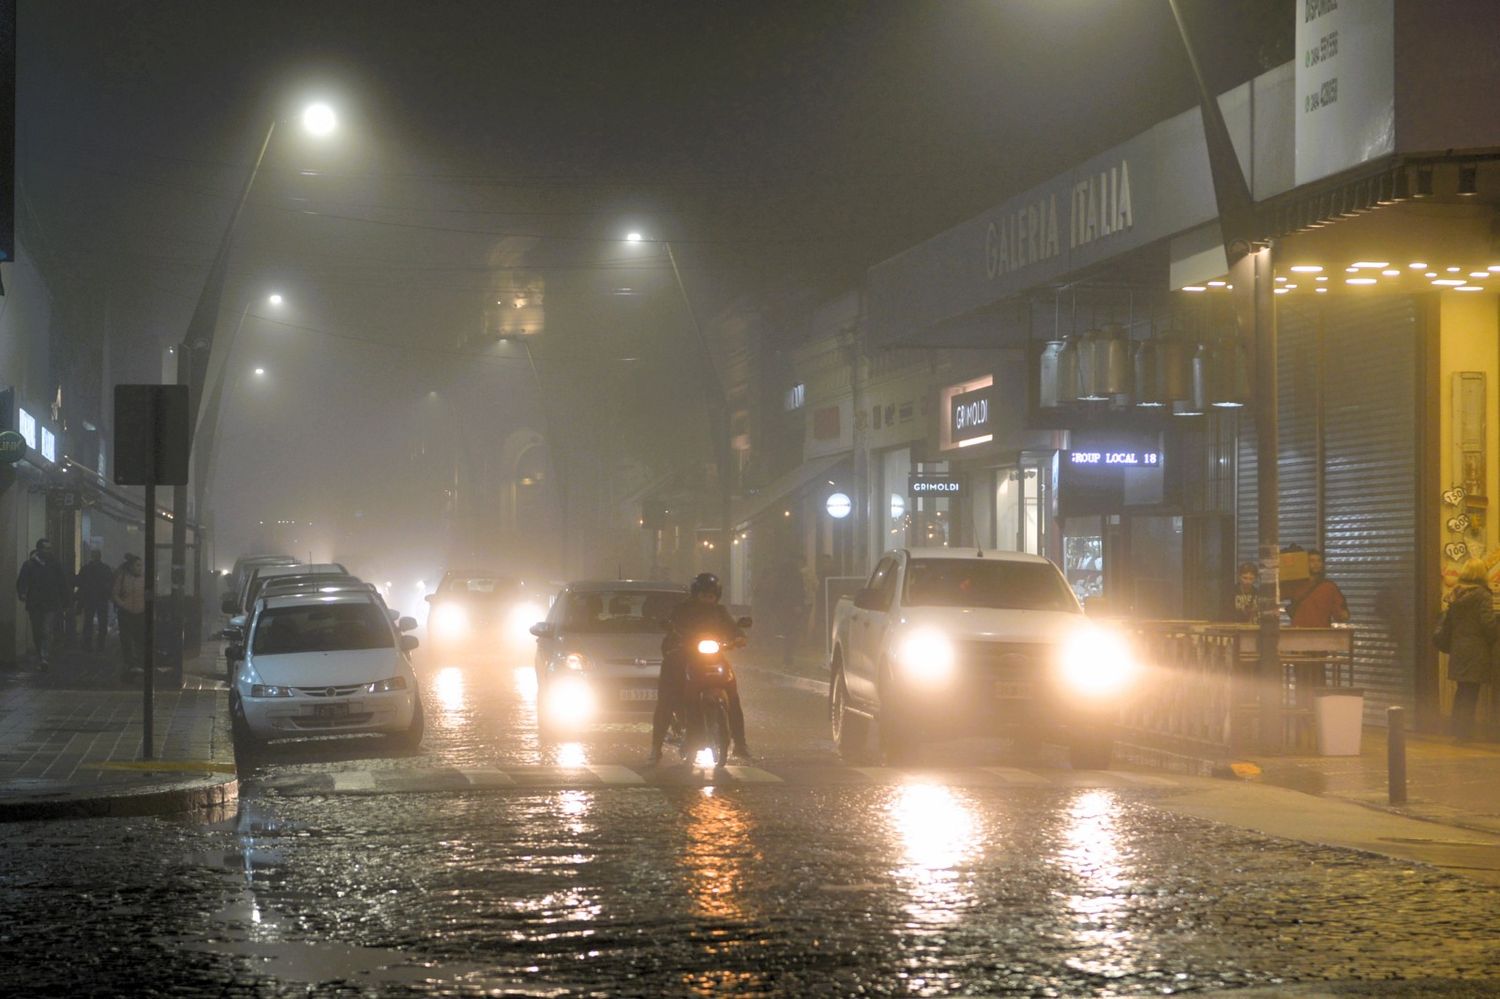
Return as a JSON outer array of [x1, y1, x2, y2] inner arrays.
[[229, 614, 247, 630], [220, 626, 243, 642], [226, 644, 245, 662], [399, 635, 420, 653], [221, 595, 238, 615], [529, 622, 552, 638], [736, 616, 753, 629], [398, 616, 418, 632], [853, 588, 884, 611]]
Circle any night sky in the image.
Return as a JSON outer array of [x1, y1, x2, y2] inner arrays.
[[17, 0, 1289, 570]]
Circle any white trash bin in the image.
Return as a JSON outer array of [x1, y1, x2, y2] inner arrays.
[[1314, 688, 1364, 756]]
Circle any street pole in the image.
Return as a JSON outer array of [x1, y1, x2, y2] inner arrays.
[[1167, 0, 1281, 751], [169, 119, 277, 679], [141, 483, 156, 760], [663, 240, 733, 576]]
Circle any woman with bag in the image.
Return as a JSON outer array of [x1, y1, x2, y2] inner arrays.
[[1441, 558, 1495, 742]]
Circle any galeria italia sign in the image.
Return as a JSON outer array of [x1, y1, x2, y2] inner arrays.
[[984, 158, 1134, 281]]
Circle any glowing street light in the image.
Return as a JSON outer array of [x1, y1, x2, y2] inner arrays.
[[300, 102, 338, 137], [625, 231, 643, 243], [253, 367, 266, 376], [267, 293, 284, 306]]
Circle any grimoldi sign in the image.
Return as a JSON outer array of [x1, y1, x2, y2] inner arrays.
[[949, 385, 994, 444], [909, 475, 961, 497], [985, 160, 1134, 280]]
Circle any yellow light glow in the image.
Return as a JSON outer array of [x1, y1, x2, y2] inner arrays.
[[1345, 267, 1359, 274], [1315, 275, 1329, 282], [1346, 278, 1377, 285], [1426, 272, 1438, 278], [1289, 265, 1323, 273], [1409, 262, 1428, 270], [1489, 265, 1500, 272], [1382, 270, 1401, 277], [1448, 266, 1463, 273], [1285, 283, 1298, 290], [435, 666, 465, 714], [1181, 286, 1206, 292], [1433, 278, 1467, 286], [1351, 261, 1390, 269], [1315, 287, 1328, 294], [1206, 280, 1226, 287], [1456, 285, 1486, 292], [1275, 276, 1287, 283], [1274, 288, 1290, 295], [1470, 272, 1490, 279]]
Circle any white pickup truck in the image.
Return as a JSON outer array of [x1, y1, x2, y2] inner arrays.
[[827, 547, 1138, 768]]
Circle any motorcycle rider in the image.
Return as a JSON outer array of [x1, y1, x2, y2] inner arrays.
[[648, 572, 751, 764]]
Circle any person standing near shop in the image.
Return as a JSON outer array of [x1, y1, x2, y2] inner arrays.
[[1222, 561, 1259, 623], [1439, 558, 1496, 742], [75, 549, 116, 653], [113, 554, 147, 676], [15, 539, 68, 668], [1285, 548, 1350, 627]]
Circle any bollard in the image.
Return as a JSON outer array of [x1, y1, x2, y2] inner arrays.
[[1387, 705, 1407, 806]]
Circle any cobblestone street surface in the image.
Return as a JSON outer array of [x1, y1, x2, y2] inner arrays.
[[2, 656, 1499, 996]]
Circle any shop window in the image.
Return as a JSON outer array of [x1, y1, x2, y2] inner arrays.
[[898, 402, 914, 423], [784, 383, 805, 411]]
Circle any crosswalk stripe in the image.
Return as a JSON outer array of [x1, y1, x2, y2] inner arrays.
[[980, 766, 1053, 786], [587, 764, 646, 785], [331, 771, 376, 792], [721, 765, 783, 783], [460, 769, 516, 787]]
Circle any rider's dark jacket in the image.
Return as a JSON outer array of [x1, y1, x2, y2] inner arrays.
[[659, 600, 745, 687]]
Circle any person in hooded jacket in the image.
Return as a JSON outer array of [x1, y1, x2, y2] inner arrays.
[[1442, 557, 1496, 742]]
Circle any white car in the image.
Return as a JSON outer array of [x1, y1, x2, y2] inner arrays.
[[230, 591, 424, 748], [529, 581, 687, 731]]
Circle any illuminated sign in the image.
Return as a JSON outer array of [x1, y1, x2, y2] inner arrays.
[[825, 492, 852, 519], [949, 385, 994, 445], [909, 475, 962, 496], [39, 428, 55, 463], [1067, 450, 1160, 467], [17, 408, 35, 449], [0, 430, 23, 464]]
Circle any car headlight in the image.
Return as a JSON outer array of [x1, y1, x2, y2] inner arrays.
[[894, 628, 956, 684], [509, 602, 545, 642], [1059, 627, 1138, 696], [250, 684, 295, 698], [431, 603, 470, 639], [544, 673, 596, 725], [562, 652, 592, 671], [365, 676, 408, 693], [696, 639, 721, 655]]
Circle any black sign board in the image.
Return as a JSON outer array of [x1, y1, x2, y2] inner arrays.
[[949, 385, 994, 443], [909, 475, 962, 497], [114, 385, 190, 486]]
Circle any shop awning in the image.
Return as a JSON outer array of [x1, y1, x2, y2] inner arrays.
[[731, 453, 848, 530]]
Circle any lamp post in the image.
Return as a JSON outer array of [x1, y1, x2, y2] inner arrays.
[[1165, 0, 1280, 751], [625, 231, 733, 577], [167, 102, 335, 675]]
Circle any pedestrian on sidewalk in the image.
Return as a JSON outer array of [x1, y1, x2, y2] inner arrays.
[[1441, 558, 1496, 742], [1284, 548, 1350, 627], [113, 554, 146, 676], [1222, 561, 1259, 623], [75, 549, 115, 653], [15, 538, 67, 668]]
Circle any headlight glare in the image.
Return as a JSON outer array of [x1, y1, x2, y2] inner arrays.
[[431, 603, 470, 639], [1060, 627, 1137, 696], [696, 639, 721, 655], [563, 652, 591, 671], [895, 628, 956, 684]]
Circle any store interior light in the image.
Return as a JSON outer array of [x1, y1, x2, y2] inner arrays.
[[1409, 262, 1428, 270], [1470, 272, 1490, 279], [1382, 270, 1401, 277], [1351, 261, 1390, 269], [1206, 280, 1226, 287], [1432, 278, 1467, 286], [1181, 285, 1206, 293], [1456, 285, 1485, 292], [1274, 288, 1290, 295], [1315, 287, 1328, 294], [1447, 266, 1463, 273], [1289, 265, 1323, 273], [1346, 277, 1378, 285], [1315, 275, 1329, 282], [1275, 276, 1288, 283], [1425, 272, 1438, 278]]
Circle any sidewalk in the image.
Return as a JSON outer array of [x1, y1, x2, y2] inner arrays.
[[740, 651, 1500, 839], [0, 643, 236, 821]]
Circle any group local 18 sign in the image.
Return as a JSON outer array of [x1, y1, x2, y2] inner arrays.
[[1067, 450, 1160, 467]]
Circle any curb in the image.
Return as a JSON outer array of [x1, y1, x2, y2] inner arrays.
[[0, 771, 238, 822]]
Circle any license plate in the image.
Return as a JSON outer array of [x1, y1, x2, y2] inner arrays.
[[620, 688, 657, 702], [313, 703, 351, 719], [994, 682, 1032, 700]]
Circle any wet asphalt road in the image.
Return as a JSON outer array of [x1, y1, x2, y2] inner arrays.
[[4, 650, 1500, 997]]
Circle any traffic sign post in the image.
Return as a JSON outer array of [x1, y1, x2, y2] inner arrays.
[[114, 386, 190, 761]]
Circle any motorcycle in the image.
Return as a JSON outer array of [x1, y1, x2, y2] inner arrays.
[[681, 621, 750, 768]]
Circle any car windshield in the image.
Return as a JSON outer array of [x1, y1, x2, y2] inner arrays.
[[440, 577, 521, 601], [260, 574, 358, 597], [902, 559, 1080, 613], [252, 602, 394, 655], [556, 589, 681, 633]]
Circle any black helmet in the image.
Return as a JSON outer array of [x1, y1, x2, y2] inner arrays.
[[690, 572, 722, 599]]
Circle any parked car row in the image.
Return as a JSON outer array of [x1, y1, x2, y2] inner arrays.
[[221, 554, 424, 750]]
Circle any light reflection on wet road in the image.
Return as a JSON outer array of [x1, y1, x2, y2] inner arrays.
[[4, 651, 1500, 996]]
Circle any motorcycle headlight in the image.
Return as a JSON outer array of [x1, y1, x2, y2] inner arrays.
[[895, 628, 956, 684], [431, 603, 470, 639], [562, 652, 592, 671], [250, 684, 295, 698], [1059, 627, 1138, 696], [365, 675, 408, 693], [696, 639, 721, 655]]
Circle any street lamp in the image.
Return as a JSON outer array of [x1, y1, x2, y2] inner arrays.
[[253, 367, 266, 377], [624, 230, 732, 576], [168, 99, 338, 672]]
